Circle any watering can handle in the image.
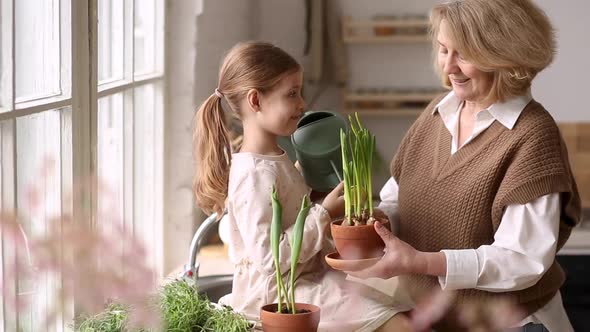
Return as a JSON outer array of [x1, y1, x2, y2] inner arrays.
[[329, 160, 342, 182]]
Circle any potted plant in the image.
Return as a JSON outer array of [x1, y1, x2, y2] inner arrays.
[[330, 113, 389, 260], [259, 186, 320, 332]]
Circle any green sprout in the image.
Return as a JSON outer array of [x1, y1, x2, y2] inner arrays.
[[270, 185, 312, 314], [341, 113, 377, 226]]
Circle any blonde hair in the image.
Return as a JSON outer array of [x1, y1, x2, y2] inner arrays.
[[429, 0, 556, 103], [193, 41, 301, 216]]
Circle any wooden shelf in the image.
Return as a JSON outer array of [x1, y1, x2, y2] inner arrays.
[[341, 89, 444, 116], [344, 35, 429, 44], [558, 123, 590, 208], [344, 18, 430, 28], [342, 16, 430, 44], [341, 108, 423, 117], [341, 15, 436, 117], [344, 90, 442, 103]]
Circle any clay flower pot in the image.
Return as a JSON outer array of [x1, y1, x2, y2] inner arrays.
[[330, 219, 388, 260], [373, 15, 397, 36], [374, 25, 396, 36], [260, 303, 321, 332]]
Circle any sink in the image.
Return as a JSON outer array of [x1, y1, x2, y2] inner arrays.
[[196, 274, 233, 303]]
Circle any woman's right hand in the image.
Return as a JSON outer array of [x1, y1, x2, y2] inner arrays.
[[321, 182, 345, 219]]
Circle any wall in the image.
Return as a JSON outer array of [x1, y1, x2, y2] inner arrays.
[[258, 0, 590, 192], [164, 0, 258, 274], [257, 0, 307, 62], [164, 0, 198, 274], [533, 0, 590, 122]]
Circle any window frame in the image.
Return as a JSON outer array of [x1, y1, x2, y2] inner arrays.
[[0, 0, 165, 330]]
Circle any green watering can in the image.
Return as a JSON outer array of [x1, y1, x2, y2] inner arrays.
[[289, 111, 347, 192]]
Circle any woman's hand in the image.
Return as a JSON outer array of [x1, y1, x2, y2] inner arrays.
[[346, 221, 446, 279], [372, 208, 389, 222], [321, 182, 345, 220], [346, 221, 421, 278]]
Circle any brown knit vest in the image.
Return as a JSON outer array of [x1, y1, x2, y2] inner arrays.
[[392, 95, 581, 326]]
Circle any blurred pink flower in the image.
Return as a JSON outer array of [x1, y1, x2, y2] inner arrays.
[[1, 157, 161, 330], [0, 212, 35, 313], [405, 290, 525, 332], [409, 289, 456, 332]]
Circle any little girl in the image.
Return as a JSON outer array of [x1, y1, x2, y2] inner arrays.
[[193, 41, 406, 331]]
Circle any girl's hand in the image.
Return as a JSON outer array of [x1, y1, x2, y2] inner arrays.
[[321, 182, 345, 219]]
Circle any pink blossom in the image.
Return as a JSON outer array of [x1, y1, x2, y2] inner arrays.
[[1, 158, 161, 330]]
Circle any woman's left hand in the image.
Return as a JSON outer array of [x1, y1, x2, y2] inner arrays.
[[346, 220, 424, 279]]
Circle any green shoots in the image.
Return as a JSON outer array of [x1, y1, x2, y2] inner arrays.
[[289, 195, 312, 313], [270, 186, 312, 314], [159, 278, 211, 330], [75, 303, 134, 332], [74, 279, 251, 332], [270, 186, 290, 313], [340, 113, 377, 225]]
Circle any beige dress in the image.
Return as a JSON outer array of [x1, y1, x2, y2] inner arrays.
[[218, 152, 406, 332]]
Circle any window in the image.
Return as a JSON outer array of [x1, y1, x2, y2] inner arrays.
[[0, 0, 164, 330]]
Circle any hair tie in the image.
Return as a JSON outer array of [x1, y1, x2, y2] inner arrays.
[[214, 88, 224, 98]]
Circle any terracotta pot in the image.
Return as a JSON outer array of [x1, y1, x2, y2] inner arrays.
[[330, 219, 388, 259], [260, 303, 320, 332], [374, 26, 396, 36]]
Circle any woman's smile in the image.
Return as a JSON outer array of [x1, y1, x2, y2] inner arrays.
[[451, 77, 470, 85]]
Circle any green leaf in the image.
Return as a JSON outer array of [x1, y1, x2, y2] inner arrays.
[[288, 195, 312, 312]]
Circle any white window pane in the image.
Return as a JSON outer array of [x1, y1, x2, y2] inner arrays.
[[0, 32, 3, 94], [134, 84, 155, 260], [0, 120, 15, 331], [98, 0, 125, 84], [0, 125, 2, 208], [0, 120, 5, 331], [134, 0, 157, 75], [15, 107, 70, 331], [97, 93, 127, 289], [97, 93, 125, 227], [0, 10, 8, 109], [133, 83, 162, 272], [15, 0, 61, 101]]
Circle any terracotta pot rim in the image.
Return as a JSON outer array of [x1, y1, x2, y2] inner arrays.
[[331, 218, 389, 227], [261, 303, 320, 315]]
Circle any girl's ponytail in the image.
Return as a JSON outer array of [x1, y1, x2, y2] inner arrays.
[[193, 93, 231, 216]]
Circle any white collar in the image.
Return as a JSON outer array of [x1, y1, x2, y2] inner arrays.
[[433, 91, 533, 129]]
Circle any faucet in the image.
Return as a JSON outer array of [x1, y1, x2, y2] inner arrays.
[[182, 211, 224, 282]]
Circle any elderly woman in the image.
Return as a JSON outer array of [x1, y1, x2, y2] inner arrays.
[[350, 0, 581, 331]]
